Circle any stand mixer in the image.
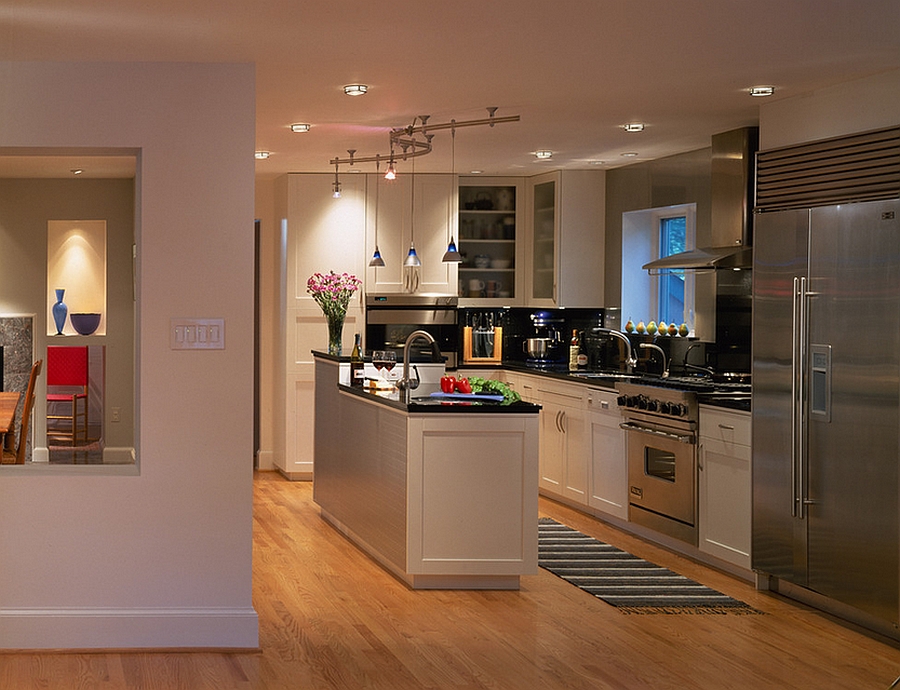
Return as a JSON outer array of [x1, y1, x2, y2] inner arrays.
[[522, 311, 565, 368]]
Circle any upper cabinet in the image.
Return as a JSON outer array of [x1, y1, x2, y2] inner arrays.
[[457, 178, 523, 305], [365, 173, 457, 295], [525, 170, 606, 308]]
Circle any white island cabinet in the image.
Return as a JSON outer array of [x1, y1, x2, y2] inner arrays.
[[587, 387, 627, 520], [313, 353, 540, 589]]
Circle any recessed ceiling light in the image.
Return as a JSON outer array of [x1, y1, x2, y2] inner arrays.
[[749, 85, 775, 97], [534, 150, 553, 160], [623, 123, 645, 133], [291, 123, 311, 133], [70, 168, 84, 175], [469, 170, 484, 175], [255, 151, 270, 160], [620, 152, 639, 157], [588, 160, 605, 166], [343, 84, 368, 96]]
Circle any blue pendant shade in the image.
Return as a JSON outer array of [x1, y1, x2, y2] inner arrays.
[[442, 236, 462, 263], [369, 246, 385, 267], [403, 243, 421, 267]]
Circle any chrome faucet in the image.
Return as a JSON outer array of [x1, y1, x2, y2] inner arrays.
[[639, 342, 669, 378], [398, 329, 443, 404], [597, 328, 637, 373]]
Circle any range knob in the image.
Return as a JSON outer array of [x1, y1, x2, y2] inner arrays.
[[660, 401, 673, 415], [636, 395, 648, 409], [646, 399, 659, 412], [616, 395, 627, 407], [673, 403, 689, 417]]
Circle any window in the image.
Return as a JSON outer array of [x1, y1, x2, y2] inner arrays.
[[621, 204, 696, 334]]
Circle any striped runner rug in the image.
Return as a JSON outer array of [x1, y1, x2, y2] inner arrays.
[[538, 517, 761, 614]]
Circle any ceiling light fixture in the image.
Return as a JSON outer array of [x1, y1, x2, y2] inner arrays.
[[442, 123, 463, 264], [621, 152, 639, 157], [749, 85, 775, 97], [369, 155, 386, 267], [623, 123, 645, 132], [332, 163, 341, 199], [534, 150, 553, 160], [343, 84, 368, 96], [404, 144, 422, 271], [384, 157, 396, 180], [255, 151, 270, 160], [70, 168, 84, 175], [291, 123, 311, 132], [330, 107, 519, 175], [469, 169, 484, 174]]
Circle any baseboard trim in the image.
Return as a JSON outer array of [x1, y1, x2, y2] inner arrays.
[[0, 607, 259, 650]]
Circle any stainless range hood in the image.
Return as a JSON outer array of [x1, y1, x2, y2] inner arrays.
[[643, 127, 758, 272]]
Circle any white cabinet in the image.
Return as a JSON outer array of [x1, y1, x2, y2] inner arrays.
[[699, 406, 752, 569], [587, 387, 627, 520], [525, 170, 606, 308], [279, 172, 368, 478], [365, 173, 457, 295], [535, 378, 587, 503], [457, 178, 523, 305]]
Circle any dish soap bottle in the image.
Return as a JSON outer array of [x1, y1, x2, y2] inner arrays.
[[350, 333, 365, 388]]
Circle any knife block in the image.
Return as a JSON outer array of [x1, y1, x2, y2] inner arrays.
[[463, 326, 503, 364]]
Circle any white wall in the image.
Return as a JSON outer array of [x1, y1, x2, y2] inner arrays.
[[759, 69, 900, 149], [0, 62, 258, 648]]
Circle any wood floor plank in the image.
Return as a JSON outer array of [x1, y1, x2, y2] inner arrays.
[[2, 470, 900, 688]]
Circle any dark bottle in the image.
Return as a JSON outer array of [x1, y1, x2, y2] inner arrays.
[[350, 333, 365, 387]]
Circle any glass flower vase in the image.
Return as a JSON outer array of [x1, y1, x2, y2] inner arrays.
[[327, 314, 345, 356]]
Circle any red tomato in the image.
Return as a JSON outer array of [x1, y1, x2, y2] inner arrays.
[[455, 377, 472, 394], [440, 375, 456, 393]]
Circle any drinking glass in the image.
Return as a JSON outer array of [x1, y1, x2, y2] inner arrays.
[[372, 351, 386, 377], [382, 351, 396, 379]]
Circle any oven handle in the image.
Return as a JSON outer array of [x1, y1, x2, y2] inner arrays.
[[619, 421, 695, 444]]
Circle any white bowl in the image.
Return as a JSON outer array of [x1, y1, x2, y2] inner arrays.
[[491, 259, 511, 269]]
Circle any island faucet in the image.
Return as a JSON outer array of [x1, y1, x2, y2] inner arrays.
[[398, 329, 444, 404], [639, 342, 669, 378], [597, 328, 637, 373]]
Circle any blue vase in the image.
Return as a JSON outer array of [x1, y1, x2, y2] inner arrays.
[[52, 288, 68, 335]]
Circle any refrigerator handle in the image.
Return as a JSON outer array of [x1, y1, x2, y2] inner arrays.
[[791, 277, 800, 518], [798, 276, 809, 520]]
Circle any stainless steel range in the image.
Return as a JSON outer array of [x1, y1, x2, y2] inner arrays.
[[616, 380, 701, 546]]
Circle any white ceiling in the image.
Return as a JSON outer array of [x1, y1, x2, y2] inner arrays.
[[1, 0, 899, 179]]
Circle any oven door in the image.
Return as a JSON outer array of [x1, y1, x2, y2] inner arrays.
[[623, 420, 697, 539]]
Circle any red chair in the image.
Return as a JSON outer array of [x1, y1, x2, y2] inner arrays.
[[46, 346, 89, 446]]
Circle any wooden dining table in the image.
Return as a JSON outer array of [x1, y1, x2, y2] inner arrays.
[[0, 391, 22, 455]]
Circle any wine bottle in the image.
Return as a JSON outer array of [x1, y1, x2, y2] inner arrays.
[[568, 329, 579, 371], [576, 331, 588, 370], [350, 333, 365, 387]]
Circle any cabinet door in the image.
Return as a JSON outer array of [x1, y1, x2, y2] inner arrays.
[[539, 400, 563, 493], [527, 173, 559, 306], [587, 389, 627, 519], [365, 173, 457, 294], [699, 437, 751, 569], [560, 403, 587, 504]]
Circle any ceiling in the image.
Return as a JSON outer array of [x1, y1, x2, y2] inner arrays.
[[1, 0, 899, 180]]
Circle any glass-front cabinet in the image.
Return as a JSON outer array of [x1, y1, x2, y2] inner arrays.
[[529, 174, 558, 304], [457, 178, 522, 304]]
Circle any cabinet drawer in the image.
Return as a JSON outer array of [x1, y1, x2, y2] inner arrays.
[[700, 406, 751, 447], [536, 379, 586, 407]]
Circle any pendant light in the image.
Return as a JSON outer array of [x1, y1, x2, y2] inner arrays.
[[404, 148, 421, 268], [331, 163, 341, 198], [369, 155, 386, 267], [442, 122, 463, 263]]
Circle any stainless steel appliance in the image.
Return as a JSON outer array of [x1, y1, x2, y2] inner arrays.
[[365, 294, 458, 368], [523, 311, 564, 368], [616, 381, 700, 545], [752, 199, 900, 627]]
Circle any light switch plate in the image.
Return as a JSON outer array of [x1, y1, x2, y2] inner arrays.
[[170, 318, 225, 350]]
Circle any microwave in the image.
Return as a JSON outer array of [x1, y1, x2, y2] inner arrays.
[[364, 294, 459, 368]]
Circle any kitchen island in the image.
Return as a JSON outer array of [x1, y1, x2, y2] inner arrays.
[[312, 352, 541, 589]]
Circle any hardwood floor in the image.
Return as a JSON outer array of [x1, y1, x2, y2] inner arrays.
[[3, 470, 900, 688]]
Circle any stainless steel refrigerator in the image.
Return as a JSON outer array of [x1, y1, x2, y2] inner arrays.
[[752, 198, 900, 626]]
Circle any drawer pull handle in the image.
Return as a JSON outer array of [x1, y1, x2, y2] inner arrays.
[[718, 423, 735, 430]]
